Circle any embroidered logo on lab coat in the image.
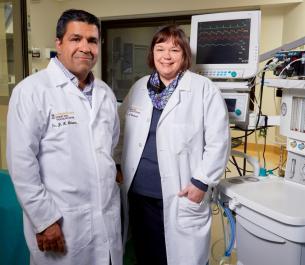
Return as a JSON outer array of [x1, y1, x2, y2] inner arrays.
[[51, 112, 78, 128], [127, 105, 141, 118]]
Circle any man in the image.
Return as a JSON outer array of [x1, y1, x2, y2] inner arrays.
[[6, 9, 122, 265]]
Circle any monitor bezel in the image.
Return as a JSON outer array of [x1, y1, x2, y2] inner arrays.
[[190, 10, 261, 79]]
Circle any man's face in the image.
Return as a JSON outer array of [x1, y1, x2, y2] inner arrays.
[[56, 21, 99, 81]]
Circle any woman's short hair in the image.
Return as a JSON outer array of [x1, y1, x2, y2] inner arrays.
[[147, 25, 192, 71]]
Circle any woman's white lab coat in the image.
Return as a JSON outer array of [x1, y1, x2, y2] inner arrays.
[[6, 59, 122, 265], [118, 70, 230, 265]]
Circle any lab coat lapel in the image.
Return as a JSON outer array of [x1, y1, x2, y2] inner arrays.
[[157, 71, 191, 127], [46, 58, 68, 87], [46, 58, 87, 100], [91, 83, 106, 124], [65, 83, 87, 99]]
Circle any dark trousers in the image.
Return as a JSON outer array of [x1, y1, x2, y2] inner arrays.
[[128, 192, 167, 265]]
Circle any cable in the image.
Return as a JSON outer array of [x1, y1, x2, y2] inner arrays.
[[269, 158, 287, 172], [229, 159, 254, 173], [220, 208, 227, 254], [211, 239, 225, 263], [230, 157, 243, 176], [261, 115, 268, 168], [248, 58, 279, 85], [254, 123, 261, 166], [223, 207, 235, 256], [212, 202, 220, 215], [231, 129, 255, 139], [217, 201, 236, 257], [211, 203, 229, 263], [263, 130, 267, 168], [249, 96, 257, 109], [256, 59, 274, 132], [231, 125, 272, 140], [211, 203, 226, 263], [231, 138, 243, 148], [230, 59, 276, 175], [278, 58, 304, 78]]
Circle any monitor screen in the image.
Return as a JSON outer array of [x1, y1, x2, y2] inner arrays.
[[224, 98, 237, 112], [196, 19, 251, 65], [190, 11, 261, 79]]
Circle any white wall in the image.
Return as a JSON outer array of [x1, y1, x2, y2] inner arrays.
[[58, 0, 301, 19], [29, 0, 63, 72], [29, 0, 301, 76], [282, 1, 305, 43], [28, 0, 305, 150]]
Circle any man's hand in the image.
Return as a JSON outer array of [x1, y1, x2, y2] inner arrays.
[[116, 169, 123, 184], [36, 222, 65, 253], [178, 183, 205, 203]]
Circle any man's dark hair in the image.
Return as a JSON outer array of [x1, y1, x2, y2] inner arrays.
[[56, 9, 101, 40]]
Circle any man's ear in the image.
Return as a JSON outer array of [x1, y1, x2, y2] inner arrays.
[[55, 38, 62, 55]]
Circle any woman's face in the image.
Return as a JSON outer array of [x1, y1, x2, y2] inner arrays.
[[153, 38, 183, 86]]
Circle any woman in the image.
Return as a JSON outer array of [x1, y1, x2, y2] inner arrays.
[[117, 25, 230, 265]]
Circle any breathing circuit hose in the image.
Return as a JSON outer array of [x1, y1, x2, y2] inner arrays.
[[218, 200, 236, 257]]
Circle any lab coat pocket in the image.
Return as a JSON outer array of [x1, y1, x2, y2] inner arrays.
[[177, 196, 209, 230], [61, 204, 92, 256]]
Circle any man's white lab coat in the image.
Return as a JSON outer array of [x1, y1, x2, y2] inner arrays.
[[7, 59, 122, 265]]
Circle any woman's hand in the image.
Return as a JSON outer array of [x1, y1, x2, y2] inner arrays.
[[178, 183, 205, 203]]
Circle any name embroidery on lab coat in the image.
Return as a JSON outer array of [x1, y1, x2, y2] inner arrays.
[[51, 112, 78, 128], [127, 105, 141, 118]]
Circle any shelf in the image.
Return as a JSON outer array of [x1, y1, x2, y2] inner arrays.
[[264, 78, 305, 89], [214, 81, 251, 91]]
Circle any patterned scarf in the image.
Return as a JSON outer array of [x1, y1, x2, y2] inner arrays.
[[147, 71, 184, 110]]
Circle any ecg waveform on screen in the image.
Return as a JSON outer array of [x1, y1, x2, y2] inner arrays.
[[196, 19, 251, 64], [198, 24, 249, 48]]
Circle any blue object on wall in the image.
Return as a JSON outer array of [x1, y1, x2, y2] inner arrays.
[[0, 170, 30, 265]]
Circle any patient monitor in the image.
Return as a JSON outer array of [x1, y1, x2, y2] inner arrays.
[[190, 10, 261, 79]]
